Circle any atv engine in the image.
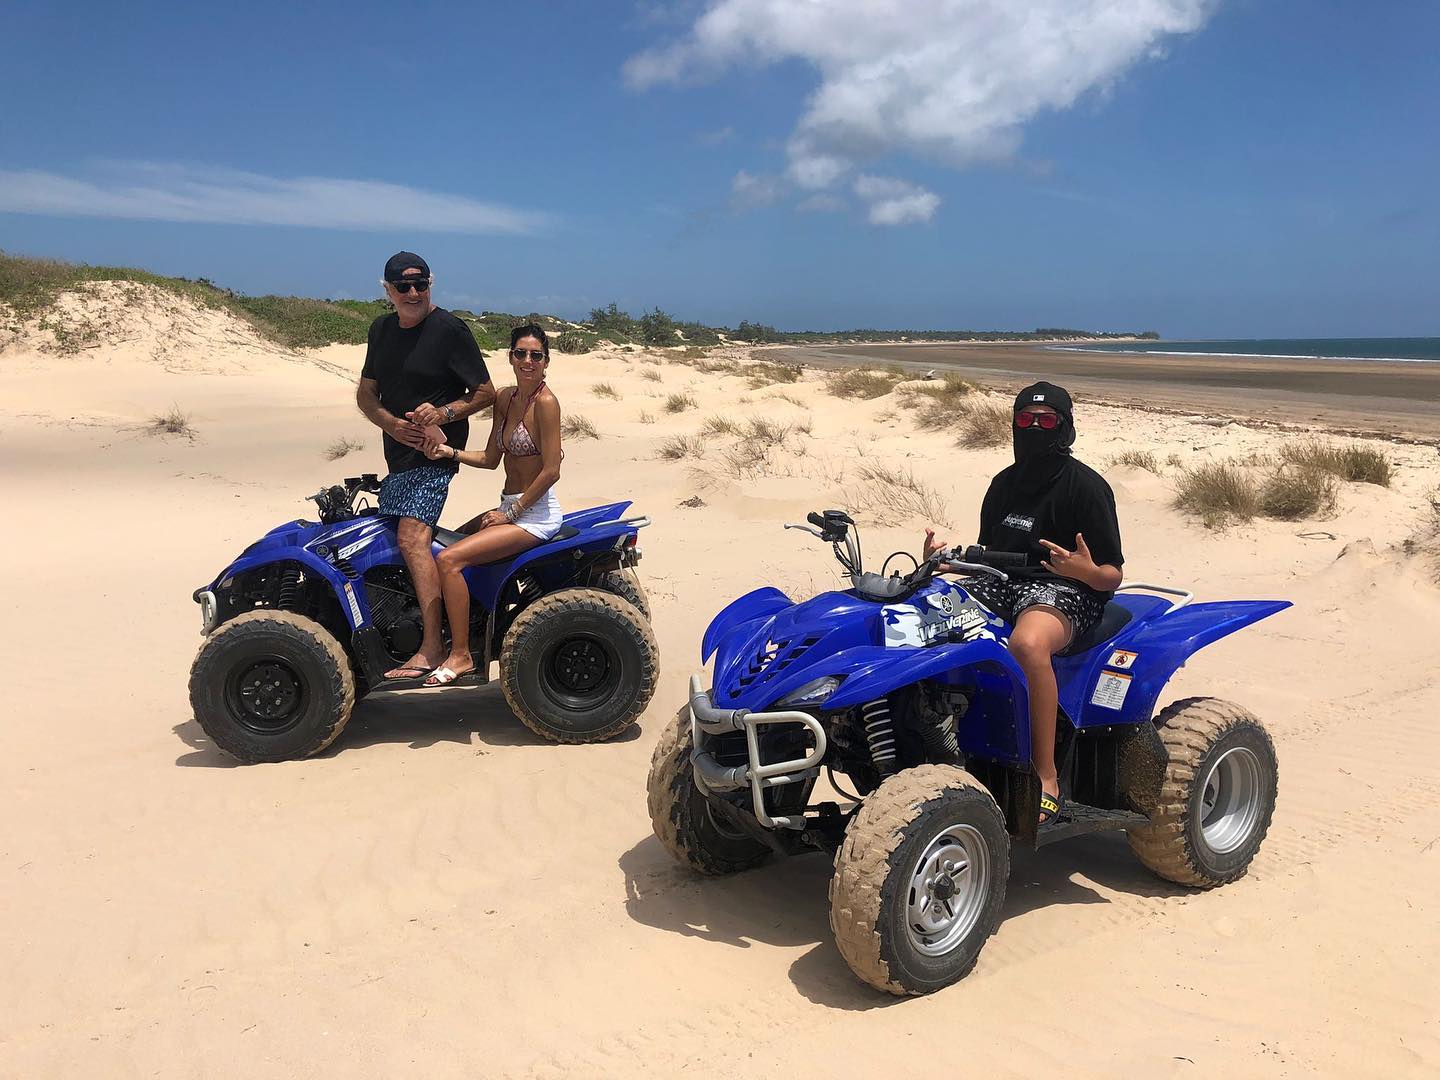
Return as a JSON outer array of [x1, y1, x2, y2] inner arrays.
[[363, 566, 425, 661]]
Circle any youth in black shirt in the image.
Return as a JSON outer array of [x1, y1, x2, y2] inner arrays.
[[924, 381, 1124, 827]]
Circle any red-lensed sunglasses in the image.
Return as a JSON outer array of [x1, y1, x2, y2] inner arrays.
[[1015, 411, 1061, 430]]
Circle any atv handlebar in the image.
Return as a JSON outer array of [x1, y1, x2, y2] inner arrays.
[[307, 473, 381, 524]]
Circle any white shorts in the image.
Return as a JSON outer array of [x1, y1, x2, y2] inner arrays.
[[501, 489, 563, 541]]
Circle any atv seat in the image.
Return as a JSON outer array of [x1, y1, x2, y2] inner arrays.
[[1058, 601, 1133, 657], [432, 523, 580, 549]]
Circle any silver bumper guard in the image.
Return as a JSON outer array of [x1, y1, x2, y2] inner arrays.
[[688, 673, 827, 830]]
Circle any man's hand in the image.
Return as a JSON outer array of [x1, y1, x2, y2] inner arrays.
[[386, 415, 426, 449], [923, 527, 948, 561], [1040, 533, 1099, 585], [408, 403, 445, 427]]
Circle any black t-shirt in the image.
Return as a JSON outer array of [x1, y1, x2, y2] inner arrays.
[[360, 308, 490, 472], [977, 457, 1125, 598]]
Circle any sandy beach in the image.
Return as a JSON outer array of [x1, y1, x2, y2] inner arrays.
[[3, 283, 1439, 1078], [793, 342, 1440, 443]]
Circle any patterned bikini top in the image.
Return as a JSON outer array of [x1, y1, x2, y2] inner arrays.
[[501, 382, 546, 457]]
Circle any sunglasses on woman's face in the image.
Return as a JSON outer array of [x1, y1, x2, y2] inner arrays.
[[511, 348, 546, 362], [389, 279, 430, 294], [1015, 410, 1060, 430]]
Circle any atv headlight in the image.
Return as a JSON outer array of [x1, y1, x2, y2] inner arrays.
[[775, 676, 842, 709]]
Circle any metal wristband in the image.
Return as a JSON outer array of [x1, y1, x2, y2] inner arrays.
[[443, 404, 455, 422], [505, 501, 522, 522]]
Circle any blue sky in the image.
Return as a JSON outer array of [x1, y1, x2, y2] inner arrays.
[[2, 0, 1436, 338]]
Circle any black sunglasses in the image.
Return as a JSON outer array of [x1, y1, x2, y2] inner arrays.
[[389, 279, 430, 294], [511, 348, 546, 361]]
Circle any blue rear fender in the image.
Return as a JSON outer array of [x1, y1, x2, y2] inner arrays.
[[1057, 599, 1292, 729], [460, 501, 637, 611]]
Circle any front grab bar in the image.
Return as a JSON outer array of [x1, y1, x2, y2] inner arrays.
[[688, 673, 827, 831]]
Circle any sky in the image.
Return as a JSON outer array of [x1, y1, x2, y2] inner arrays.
[[2, 0, 1437, 338]]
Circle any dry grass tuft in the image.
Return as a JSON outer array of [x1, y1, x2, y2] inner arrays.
[[826, 367, 904, 400], [637, 409, 655, 425], [954, 400, 1012, 448], [657, 434, 705, 461], [1259, 465, 1338, 520], [591, 381, 621, 400], [694, 357, 739, 375], [1108, 449, 1162, 473], [640, 367, 663, 383], [745, 416, 793, 446], [766, 390, 808, 407], [663, 392, 697, 414], [148, 406, 196, 438], [561, 414, 600, 440], [746, 362, 803, 388], [1173, 461, 1261, 528], [849, 460, 948, 522], [324, 436, 365, 461], [700, 414, 741, 438], [1280, 438, 1393, 486]]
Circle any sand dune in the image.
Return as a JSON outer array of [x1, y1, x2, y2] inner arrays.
[[2, 287, 1438, 1077]]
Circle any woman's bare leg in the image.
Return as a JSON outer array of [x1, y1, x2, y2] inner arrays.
[[431, 524, 541, 676]]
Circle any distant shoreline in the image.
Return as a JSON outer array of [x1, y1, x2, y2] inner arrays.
[[781, 341, 1440, 445]]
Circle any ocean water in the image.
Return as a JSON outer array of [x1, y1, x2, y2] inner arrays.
[[1052, 337, 1440, 363]]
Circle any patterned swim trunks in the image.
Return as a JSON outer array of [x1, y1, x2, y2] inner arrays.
[[378, 463, 456, 527], [956, 574, 1107, 646]]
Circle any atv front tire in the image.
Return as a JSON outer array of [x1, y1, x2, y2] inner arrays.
[[647, 706, 770, 875], [1127, 697, 1278, 888], [499, 587, 658, 743], [829, 765, 1009, 996], [188, 611, 355, 764]]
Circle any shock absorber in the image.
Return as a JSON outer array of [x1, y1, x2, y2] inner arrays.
[[860, 697, 898, 777], [277, 566, 301, 609]]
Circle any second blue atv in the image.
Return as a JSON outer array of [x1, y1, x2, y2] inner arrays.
[[647, 509, 1285, 995], [189, 473, 657, 762]]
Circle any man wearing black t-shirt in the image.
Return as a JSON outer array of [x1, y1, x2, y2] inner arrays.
[[356, 252, 496, 681], [925, 382, 1124, 826]]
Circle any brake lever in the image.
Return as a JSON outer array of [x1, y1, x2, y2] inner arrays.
[[785, 523, 828, 540]]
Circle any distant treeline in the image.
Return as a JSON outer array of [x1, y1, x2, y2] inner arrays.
[[0, 253, 1159, 354]]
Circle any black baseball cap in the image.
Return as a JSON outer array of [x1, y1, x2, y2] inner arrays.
[[384, 251, 430, 281]]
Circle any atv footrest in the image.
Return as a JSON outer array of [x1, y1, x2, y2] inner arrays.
[[1034, 802, 1149, 848]]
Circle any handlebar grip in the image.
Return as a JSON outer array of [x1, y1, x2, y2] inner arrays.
[[963, 545, 1028, 567], [807, 512, 828, 530]]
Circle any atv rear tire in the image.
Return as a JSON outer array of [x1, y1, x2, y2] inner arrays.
[[593, 569, 651, 620], [829, 765, 1009, 996], [1127, 697, 1278, 888], [647, 706, 770, 875], [188, 610, 355, 764], [499, 587, 658, 743]]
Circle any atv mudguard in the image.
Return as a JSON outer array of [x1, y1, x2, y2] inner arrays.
[[701, 587, 794, 663]]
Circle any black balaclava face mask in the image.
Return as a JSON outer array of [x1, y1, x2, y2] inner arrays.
[[1012, 381, 1075, 488]]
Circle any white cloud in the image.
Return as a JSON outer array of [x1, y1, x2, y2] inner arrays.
[[853, 175, 941, 226], [626, 0, 1216, 217], [730, 169, 785, 209], [796, 192, 847, 214], [0, 163, 550, 234]]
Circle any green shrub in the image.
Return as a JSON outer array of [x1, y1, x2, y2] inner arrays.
[[1279, 438, 1394, 487], [745, 362, 802, 388], [826, 367, 904, 400], [556, 329, 598, 354]]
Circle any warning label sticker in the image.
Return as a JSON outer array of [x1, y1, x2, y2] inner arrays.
[[1091, 670, 1133, 710], [1106, 649, 1138, 670]]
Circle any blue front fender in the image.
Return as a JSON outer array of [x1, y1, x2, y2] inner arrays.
[[208, 549, 368, 629], [701, 587, 793, 662]]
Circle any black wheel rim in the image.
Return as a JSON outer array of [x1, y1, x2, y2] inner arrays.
[[539, 633, 620, 711], [224, 655, 308, 735]]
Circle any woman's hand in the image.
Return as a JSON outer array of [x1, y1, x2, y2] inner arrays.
[[423, 438, 450, 461], [477, 509, 510, 530], [923, 527, 948, 561]]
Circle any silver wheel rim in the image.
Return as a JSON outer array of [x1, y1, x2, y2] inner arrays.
[[903, 824, 990, 957], [1198, 745, 1264, 855]]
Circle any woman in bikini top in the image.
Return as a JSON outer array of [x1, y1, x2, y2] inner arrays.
[[419, 323, 564, 685]]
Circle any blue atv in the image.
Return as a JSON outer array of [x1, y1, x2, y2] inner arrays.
[[189, 474, 657, 762], [647, 509, 1285, 995]]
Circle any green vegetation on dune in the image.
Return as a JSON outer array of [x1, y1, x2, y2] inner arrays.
[[1, 251, 1159, 357]]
